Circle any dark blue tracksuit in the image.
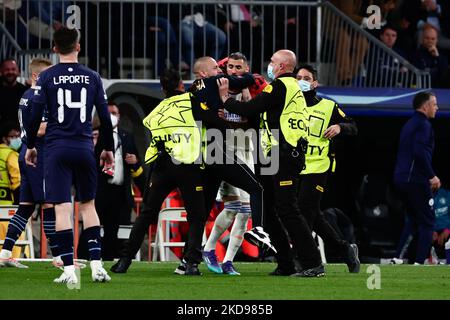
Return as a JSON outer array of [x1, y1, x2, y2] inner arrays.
[[393, 111, 436, 264]]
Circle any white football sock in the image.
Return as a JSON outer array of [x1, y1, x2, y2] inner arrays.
[[204, 201, 240, 252], [224, 212, 250, 263], [0, 249, 12, 259]]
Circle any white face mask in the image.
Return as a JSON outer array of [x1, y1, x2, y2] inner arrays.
[[267, 64, 275, 80], [110, 114, 118, 128], [298, 79, 312, 92]]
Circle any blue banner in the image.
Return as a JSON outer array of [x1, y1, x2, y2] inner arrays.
[[317, 87, 450, 117]]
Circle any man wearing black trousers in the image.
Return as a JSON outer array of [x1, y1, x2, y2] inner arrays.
[[295, 64, 360, 274], [111, 69, 232, 275], [218, 50, 325, 277], [95, 102, 145, 260]]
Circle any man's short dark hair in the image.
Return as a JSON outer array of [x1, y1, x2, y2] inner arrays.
[[160, 69, 181, 93], [53, 27, 80, 55], [380, 24, 398, 35], [413, 91, 435, 110], [0, 121, 20, 139], [297, 63, 318, 81], [228, 52, 248, 64], [0, 58, 17, 68]]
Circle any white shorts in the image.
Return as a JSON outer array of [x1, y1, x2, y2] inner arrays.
[[217, 149, 255, 203]]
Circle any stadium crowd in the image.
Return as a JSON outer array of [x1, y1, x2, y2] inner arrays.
[[1, 0, 450, 87]]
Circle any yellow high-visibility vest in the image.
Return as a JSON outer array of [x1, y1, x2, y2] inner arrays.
[[260, 77, 309, 156], [142, 93, 202, 165], [0, 145, 15, 205], [301, 98, 335, 175]]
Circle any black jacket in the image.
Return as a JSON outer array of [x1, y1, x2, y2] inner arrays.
[[223, 73, 296, 147], [96, 128, 145, 208]]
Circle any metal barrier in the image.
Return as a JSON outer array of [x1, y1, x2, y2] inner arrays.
[[0, 23, 21, 61], [0, 0, 430, 88], [320, 2, 431, 88]]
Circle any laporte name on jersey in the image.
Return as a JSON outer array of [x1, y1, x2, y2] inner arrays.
[[53, 74, 90, 85]]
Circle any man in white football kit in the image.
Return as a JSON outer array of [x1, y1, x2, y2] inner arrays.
[[202, 52, 257, 275]]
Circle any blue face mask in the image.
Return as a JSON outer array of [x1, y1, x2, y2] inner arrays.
[[298, 79, 312, 92], [9, 137, 22, 151], [267, 64, 275, 80]]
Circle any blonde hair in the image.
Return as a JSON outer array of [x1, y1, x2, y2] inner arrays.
[[29, 58, 52, 75]]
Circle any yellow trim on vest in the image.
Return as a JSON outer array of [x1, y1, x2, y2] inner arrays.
[[142, 93, 202, 165], [263, 84, 273, 93], [316, 185, 324, 193], [260, 77, 309, 156], [301, 98, 335, 175], [279, 180, 293, 186], [196, 186, 203, 191], [0, 145, 14, 205], [131, 166, 143, 178]]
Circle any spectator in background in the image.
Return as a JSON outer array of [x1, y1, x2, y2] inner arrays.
[[21, 1, 68, 38], [328, 0, 371, 85], [6, 0, 69, 49], [95, 102, 145, 260], [366, 25, 408, 87], [0, 59, 27, 126], [181, 4, 227, 72], [223, 4, 263, 73], [328, 0, 397, 85], [394, 0, 450, 54], [147, 13, 189, 77], [410, 23, 449, 88], [379, 25, 406, 56]]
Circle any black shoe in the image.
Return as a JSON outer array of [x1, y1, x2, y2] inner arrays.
[[110, 257, 132, 273], [174, 259, 187, 275], [244, 227, 277, 256], [185, 262, 202, 276], [291, 264, 325, 277], [343, 243, 360, 273], [269, 266, 296, 276]]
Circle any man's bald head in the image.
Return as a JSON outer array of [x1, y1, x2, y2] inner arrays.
[[274, 50, 297, 72], [268, 49, 297, 80], [193, 56, 221, 79]]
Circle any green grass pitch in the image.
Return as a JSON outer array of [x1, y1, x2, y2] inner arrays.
[[1, 262, 450, 300]]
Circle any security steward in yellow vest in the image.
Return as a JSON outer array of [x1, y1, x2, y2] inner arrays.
[[111, 69, 229, 275], [296, 64, 360, 273], [0, 123, 21, 257], [0, 124, 21, 205], [218, 50, 325, 277]]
